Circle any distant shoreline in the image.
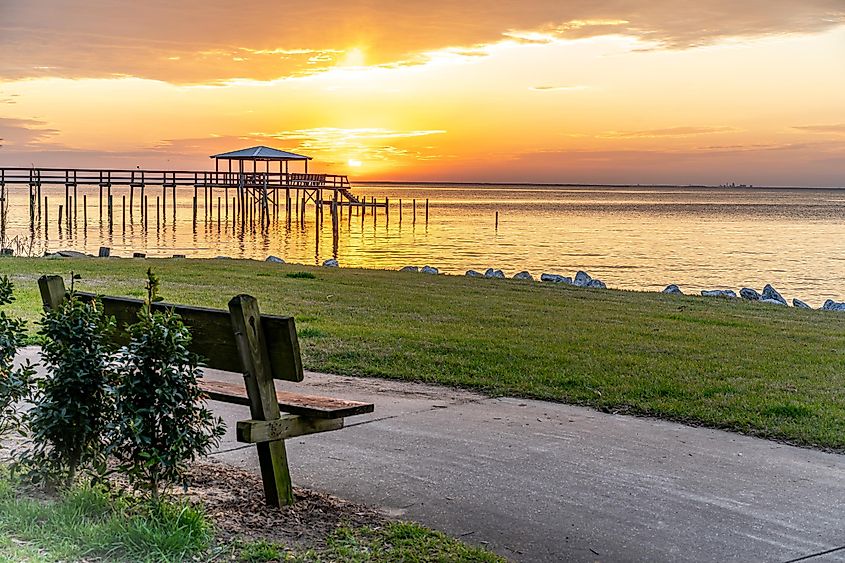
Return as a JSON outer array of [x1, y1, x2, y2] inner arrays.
[[355, 180, 845, 191]]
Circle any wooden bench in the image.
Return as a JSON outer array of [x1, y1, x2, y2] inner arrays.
[[37, 275, 374, 507]]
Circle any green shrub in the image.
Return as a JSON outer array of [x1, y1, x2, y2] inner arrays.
[[24, 274, 116, 486], [285, 271, 316, 279], [109, 270, 225, 501], [0, 276, 33, 444]]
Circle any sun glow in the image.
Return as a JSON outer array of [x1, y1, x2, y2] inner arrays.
[[342, 47, 367, 67], [348, 159, 363, 167]]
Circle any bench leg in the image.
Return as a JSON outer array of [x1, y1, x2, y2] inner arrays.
[[257, 440, 294, 507]]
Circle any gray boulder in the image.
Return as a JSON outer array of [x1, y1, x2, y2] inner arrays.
[[466, 270, 483, 277], [662, 284, 683, 295], [421, 265, 439, 275], [265, 255, 285, 264], [484, 268, 505, 279], [793, 298, 811, 309], [513, 271, 534, 281], [761, 284, 787, 305], [740, 287, 760, 300], [322, 258, 339, 267], [573, 271, 592, 287], [701, 289, 737, 298], [760, 298, 787, 306], [822, 299, 845, 311], [540, 273, 573, 284], [400, 266, 419, 273], [587, 279, 607, 289]]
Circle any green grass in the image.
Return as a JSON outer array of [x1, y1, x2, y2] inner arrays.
[[3, 256, 845, 450], [235, 523, 503, 562], [0, 468, 501, 563], [0, 468, 212, 562]]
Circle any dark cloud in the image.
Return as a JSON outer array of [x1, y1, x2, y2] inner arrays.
[[0, 117, 59, 147], [0, 0, 842, 84]]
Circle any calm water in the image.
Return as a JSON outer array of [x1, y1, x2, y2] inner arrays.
[[3, 183, 845, 304]]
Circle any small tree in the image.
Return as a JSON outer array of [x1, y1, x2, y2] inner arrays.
[[25, 273, 116, 486], [0, 276, 34, 444], [110, 269, 225, 501]]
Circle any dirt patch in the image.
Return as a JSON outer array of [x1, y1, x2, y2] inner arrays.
[[184, 459, 388, 549]]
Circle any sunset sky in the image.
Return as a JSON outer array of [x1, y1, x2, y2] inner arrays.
[[1, 1, 843, 186]]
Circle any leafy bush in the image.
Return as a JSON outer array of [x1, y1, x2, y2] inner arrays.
[[24, 274, 116, 486], [0, 276, 34, 444], [109, 270, 225, 501]]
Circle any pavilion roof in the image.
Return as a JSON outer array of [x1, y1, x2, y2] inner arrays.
[[210, 146, 312, 161]]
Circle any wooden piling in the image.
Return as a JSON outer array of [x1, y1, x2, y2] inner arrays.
[[156, 196, 160, 230], [426, 199, 429, 222], [495, 211, 499, 229], [83, 195, 87, 226], [413, 199, 416, 223]]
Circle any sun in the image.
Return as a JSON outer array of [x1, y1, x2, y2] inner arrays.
[[342, 47, 366, 67], [347, 159, 363, 167]]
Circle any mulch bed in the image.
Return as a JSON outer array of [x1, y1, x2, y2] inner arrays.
[[183, 459, 389, 550]]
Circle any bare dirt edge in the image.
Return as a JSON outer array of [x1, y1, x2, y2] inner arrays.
[[183, 458, 388, 550]]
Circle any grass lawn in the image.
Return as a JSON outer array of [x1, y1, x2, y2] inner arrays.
[[0, 467, 501, 562], [2, 256, 845, 451]]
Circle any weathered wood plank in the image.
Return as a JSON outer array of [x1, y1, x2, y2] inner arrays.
[[199, 379, 374, 419], [236, 416, 343, 444], [38, 275, 67, 311], [229, 294, 294, 506], [70, 291, 303, 382]]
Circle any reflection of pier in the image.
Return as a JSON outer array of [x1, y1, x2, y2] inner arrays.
[[0, 145, 425, 259]]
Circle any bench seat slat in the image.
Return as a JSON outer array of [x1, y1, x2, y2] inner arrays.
[[200, 379, 374, 419]]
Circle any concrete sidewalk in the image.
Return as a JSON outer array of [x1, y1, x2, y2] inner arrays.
[[204, 367, 845, 563], [16, 348, 845, 562]]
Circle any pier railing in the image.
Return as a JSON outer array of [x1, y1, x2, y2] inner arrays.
[[0, 167, 351, 190]]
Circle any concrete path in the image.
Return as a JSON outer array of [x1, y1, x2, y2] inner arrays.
[[203, 367, 845, 563], [16, 348, 845, 562]]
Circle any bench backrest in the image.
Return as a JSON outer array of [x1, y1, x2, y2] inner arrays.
[[37, 276, 304, 382]]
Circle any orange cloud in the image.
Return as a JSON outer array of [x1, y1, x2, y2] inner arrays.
[[1, 1, 842, 84]]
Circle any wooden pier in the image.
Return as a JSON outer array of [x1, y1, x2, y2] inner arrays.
[[0, 146, 424, 259]]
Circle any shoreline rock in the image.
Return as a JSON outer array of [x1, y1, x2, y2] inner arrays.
[[761, 284, 787, 306], [513, 271, 534, 281], [421, 265, 439, 275], [322, 258, 339, 267], [662, 284, 683, 295], [484, 268, 505, 279], [740, 288, 760, 300], [701, 289, 737, 298], [465, 270, 483, 277], [400, 266, 419, 273], [822, 299, 845, 311], [793, 298, 811, 309]]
